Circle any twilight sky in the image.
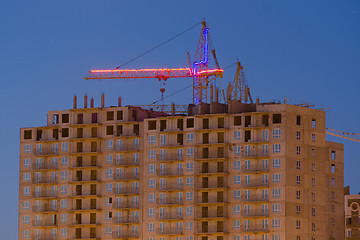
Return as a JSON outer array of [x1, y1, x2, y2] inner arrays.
[[0, 0, 359, 238]]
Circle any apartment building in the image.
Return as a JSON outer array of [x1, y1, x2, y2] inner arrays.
[[19, 96, 344, 240], [345, 187, 360, 240]]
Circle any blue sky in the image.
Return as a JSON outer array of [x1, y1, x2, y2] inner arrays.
[[1, 0, 359, 238]]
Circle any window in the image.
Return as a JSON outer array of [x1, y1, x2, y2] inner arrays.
[[234, 131, 241, 140], [311, 207, 315, 217], [296, 205, 300, 214], [331, 204, 335, 212], [312, 148, 316, 157], [296, 115, 301, 125], [24, 158, 31, 167], [312, 134, 316, 142], [312, 178, 316, 187], [234, 175, 241, 185], [272, 204, 280, 213], [331, 190, 335, 199], [234, 190, 241, 199], [234, 146, 241, 156], [347, 230, 352, 237], [177, 149, 183, 160], [23, 172, 30, 182], [272, 159, 280, 168], [234, 205, 241, 214], [234, 160, 241, 170], [148, 164, 156, 173], [106, 197, 112, 206], [148, 193, 155, 203], [23, 215, 30, 224], [312, 119, 316, 128], [331, 151, 336, 160], [61, 128, 69, 137], [312, 163, 316, 172], [186, 192, 193, 201], [273, 129, 281, 138], [24, 144, 31, 153], [148, 179, 156, 188], [23, 201, 30, 210], [60, 199, 67, 208], [186, 221, 193, 231], [106, 154, 113, 163], [296, 130, 300, 140], [186, 118, 194, 128], [311, 192, 316, 201], [272, 174, 280, 183], [147, 223, 155, 232], [106, 140, 113, 149], [147, 208, 155, 217], [311, 222, 316, 232], [61, 171, 68, 180], [273, 114, 281, 124], [186, 148, 194, 157], [296, 145, 301, 155], [160, 134, 166, 145], [148, 150, 156, 159], [331, 178, 335, 186], [60, 214, 67, 223], [296, 160, 301, 170], [23, 230, 30, 239], [187, 133, 194, 142], [186, 177, 193, 186], [106, 169, 113, 178], [105, 226, 112, 235], [272, 189, 280, 198], [61, 185, 68, 194], [149, 135, 156, 144], [106, 183, 112, 192], [296, 190, 301, 200], [61, 157, 68, 166], [186, 206, 193, 216], [272, 219, 280, 228], [296, 176, 301, 185], [273, 144, 281, 153], [186, 162, 193, 172], [60, 228, 67, 237], [331, 164, 335, 173], [234, 220, 240, 229], [296, 220, 301, 229]]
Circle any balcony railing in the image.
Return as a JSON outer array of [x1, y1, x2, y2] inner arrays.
[[115, 144, 140, 152], [159, 185, 183, 191], [114, 159, 139, 167], [157, 169, 183, 177], [114, 173, 139, 181], [33, 192, 57, 198], [157, 198, 183, 205], [33, 177, 58, 184], [195, 199, 227, 204], [159, 214, 183, 220], [113, 231, 139, 238], [242, 225, 269, 232], [157, 229, 184, 235], [114, 188, 139, 195], [113, 218, 139, 224], [195, 169, 228, 175], [243, 210, 269, 217], [32, 220, 57, 227], [113, 202, 139, 209], [195, 184, 228, 190], [32, 205, 57, 212], [242, 166, 269, 173], [31, 234, 57, 240], [32, 163, 58, 170], [195, 213, 228, 218], [243, 195, 268, 202]]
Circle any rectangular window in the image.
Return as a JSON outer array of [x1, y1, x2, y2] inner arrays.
[[312, 192, 316, 201], [160, 134, 166, 145], [234, 131, 241, 140], [187, 133, 194, 142], [106, 169, 113, 178], [61, 171, 68, 180], [296, 145, 301, 155], [186, 206, 193, 216], [272, 219, 280, 228], [272, 159, 280, 168], [148, 208, 155, 217], [106, 154, 113, 163], [331, 151, 336, 160], [177, 149, 183, 160], [272, 144, 281, 153], [61, 157, 68, 166], [186, 221, 193, 231], [186, 148, 194, 157], [186, 162, 193, 172], [331, 178, 335, 186], [312, 119, 316, 128], [234, 146, 241, 156], [148, 164, 156, 173], [234, 190, 241, 199], [24, 144, 31, 153], [312, 134, 316, 142], [60, 199, 67, 208], [105, 226, 112, 235], [312, 178, 316, 187], [296, 220, 301, 229], [23, 201, 30, 210], [60, 185, 68, 194], [148, 193, 155, 203], [147, 223, 155, 232], [60, 228, 67, 237], [296, 176, 301, 185], [272, 174, 280, 183], [234, 220, 240, 229], [149, 150, 156, 159], [296, 190, 301, 200], [186, 177, 193, 186], [60, 214, 67, 223], [186, 192, 193, 201], [148, 179, 156, 188], [234, 160, 241, 170], [312, 148, 316, 157], [148, 135, 156, 144], [273, 128, 281, 138], [272, 204, 280, 213], [234, 205, 241, 214], [311, 207, 316, 217], [296, 205, 300, 214], [106, 183, 112, 192], [272, 189, 280, 198], [24, 158, 31, 167], [23, 172, 31, 182], [23, 230, 30, 239], [296, 130, 300, 140], [106, 140, 113, 149], [234, 175, 241, 184]]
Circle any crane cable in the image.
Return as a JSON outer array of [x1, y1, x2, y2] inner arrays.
[[115, 21, 202, 69]]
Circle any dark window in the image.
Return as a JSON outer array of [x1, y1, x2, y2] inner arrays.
[[148, 120, 156, 130], [312, 119, 316, 128], [273, 114, 281, 124], [91, 142, 97, 152], [177, 133, 183, 145], [234, 116, 241, 126], [62, 114, 69, 123], [262, 115, 269, 126], [218, 118, 224, 128], [77, 128, 83, 138], [91, 113, 97, 123], [77, 114, 83, 124], [187, 118, 194, 128], [62, 128, 69, 137], [117, 125, 123, 136], [107, 111, 114, 121], [203, 148, 209, 158], [53, 114, 59, 124], [297, 115, 301, 125], [245, 116, 251, 127], [106, 126, 114, 135], [217, 147, 224, 158], [77, 142, 83, 153], [117, 111, 123, 120], [177, 119, 183, 130], [36, 129, 42, 141], [218, 132, 224, 143], [245, 130, 251, 142], [132, 110, 138, 121], [91, 127, 97, 138], [133, 124, 139, 136], [203, 133, 209, 144], [53, 129, 59, 140], [160, 120, 166, 131], [203, 118, 209, 129], [24, 130, 32, 139]]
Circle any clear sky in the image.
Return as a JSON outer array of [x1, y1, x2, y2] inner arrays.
[[1, 0, 359, 238]]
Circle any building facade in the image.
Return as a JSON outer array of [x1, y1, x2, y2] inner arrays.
[[345, 189, 360, 240], [19, 98, 344, 240]]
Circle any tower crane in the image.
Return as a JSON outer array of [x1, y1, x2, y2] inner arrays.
[[228, 61, 253, 103], [85, 20, 223, 106], [326, 128, 360, 143]]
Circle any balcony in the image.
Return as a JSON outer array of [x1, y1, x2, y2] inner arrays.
[[113, 217, 139, 224], [114, 173, 139, 181], [33, 177, 58, 185], [33, 192, 58, 199], [113, 232, 139, 239], [114, 159, 139, 167], [195, 169, 228, 175], [157, 198, 183, 206], [245, 137, 269, 144], [241, 152, 269, 158], [195, 183, 228, 190], [115, 144, 140, 152], [242, 166, 269, 174], [71, 176, 98, 183], [158, 154, 184, 162], [114, 188, 139, 195], [242, 225, 269, 232], [113, 202, 139, 209], [195, 213, 228, 219], [195, 229, 227, 235], [69, 220, 98, 227], [243, 210, 269, 218], [242, 181, 269, 188], [243, 195, 268, 202], [32, 205, 57, 213], [32, 163, 58, 171], [31, 234, 57, 240], [157, 229, 183, 235], [195, 199, 228, 205], [158, 169, 183, 177], [159, 184, 183, 192], [32, 220, 57, 227], [33, 149, 59, 156], [159, 214, 183, 220]]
